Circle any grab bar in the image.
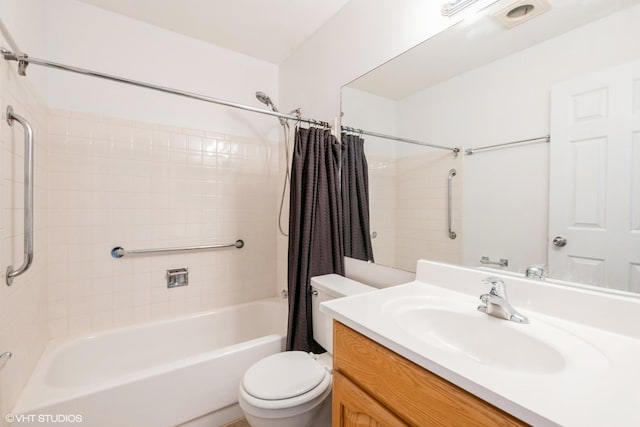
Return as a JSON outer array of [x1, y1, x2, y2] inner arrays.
[[6, 106, 34, 286], [448, 169, 457, 240], [111, 239, 245, 258], [480, 256, 508, 268]]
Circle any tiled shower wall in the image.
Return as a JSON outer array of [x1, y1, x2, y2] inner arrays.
[[395, 151, 462, 271], [367, 156, 397, 267], [0, 60, 49, 417], [47, 110, 278, 340], [368, 151, 462, 272]]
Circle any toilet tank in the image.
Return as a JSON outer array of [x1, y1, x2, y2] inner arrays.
[[311, 274, 375, 354]]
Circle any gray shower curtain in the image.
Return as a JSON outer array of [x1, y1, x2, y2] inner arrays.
[[341, 133, 374, 262], [287, 127, 344, 353]]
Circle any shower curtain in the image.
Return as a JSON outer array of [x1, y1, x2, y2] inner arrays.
[[341, 133, 374, 262], [287, 127, 344, 353]]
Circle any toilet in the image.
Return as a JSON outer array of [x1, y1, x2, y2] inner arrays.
[[238, 274, 375, 427]]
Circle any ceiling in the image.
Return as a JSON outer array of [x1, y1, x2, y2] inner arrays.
[[77, 0, 352, 64]]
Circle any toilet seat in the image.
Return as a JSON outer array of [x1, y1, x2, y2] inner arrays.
[[239, 352, 332, 411]]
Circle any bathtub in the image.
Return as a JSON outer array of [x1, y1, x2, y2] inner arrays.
[[13, 298, 287, 427]]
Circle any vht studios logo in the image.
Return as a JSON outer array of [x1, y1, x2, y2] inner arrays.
[[5, 413, 84, 423]]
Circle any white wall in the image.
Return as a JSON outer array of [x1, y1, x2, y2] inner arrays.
[[280, 0, 456, 122], [0, 1, 49, 420], [0, 0, 48, 96], [38, 0, 282, 337], [43, 0, 281, 141], [397, 5, 640, 273], [46, 109, 278, 339]]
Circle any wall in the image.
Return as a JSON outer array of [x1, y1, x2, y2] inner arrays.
[[32, 0, 282, 339], [397, 5, 640, 273], [46, 110, 277, 339], [395, 151, 462, 271], [0, 12, 49, 423], [0, 0, 48, 96], [43, 0, 280, 141]]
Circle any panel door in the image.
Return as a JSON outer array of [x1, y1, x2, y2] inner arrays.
[[549, 59, 640, 292]]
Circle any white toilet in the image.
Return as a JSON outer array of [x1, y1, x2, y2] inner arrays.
[[238, 274, 375, 427]]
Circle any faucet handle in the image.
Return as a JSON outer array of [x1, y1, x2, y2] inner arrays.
[[526, 264, 547, 280], [482, 276, 506, 298]]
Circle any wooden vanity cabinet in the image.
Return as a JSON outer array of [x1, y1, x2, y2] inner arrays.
[[332, 321, 528, 427]]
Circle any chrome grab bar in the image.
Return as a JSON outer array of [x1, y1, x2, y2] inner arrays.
[[480, 256, 509, 268], [111, 240, 245, 258], [447, 169, 457, 240], [6, 106, 34, 286]]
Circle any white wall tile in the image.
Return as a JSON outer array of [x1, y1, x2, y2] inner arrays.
[[0, 57, 50, 418], [47, 110, 278, 341]]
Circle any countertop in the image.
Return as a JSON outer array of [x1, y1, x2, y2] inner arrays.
[[321, 269, 640, 427]]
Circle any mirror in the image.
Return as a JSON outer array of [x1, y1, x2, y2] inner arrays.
[[341, 0, 640, 295]]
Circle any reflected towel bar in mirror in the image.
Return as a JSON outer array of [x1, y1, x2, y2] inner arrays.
[[480, 256, 508, 268], [111, 240, 245, 259], [465, 135, 550, 155], [448, 169, 457, 240]]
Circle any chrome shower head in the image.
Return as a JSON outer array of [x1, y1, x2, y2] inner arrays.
[[256, 90, 287, 126], [255, 91, 276, 110]]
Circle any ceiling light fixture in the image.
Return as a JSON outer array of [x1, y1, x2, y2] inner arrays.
[[441, 0, 483, 16]]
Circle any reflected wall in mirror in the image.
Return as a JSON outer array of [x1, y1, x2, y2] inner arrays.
[[341, 0, 640, 295]]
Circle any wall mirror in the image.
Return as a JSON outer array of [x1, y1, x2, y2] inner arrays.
[[341, 0, 640, 296]]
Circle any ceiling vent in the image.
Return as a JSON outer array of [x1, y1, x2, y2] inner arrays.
[[493, 0, 551, 28]]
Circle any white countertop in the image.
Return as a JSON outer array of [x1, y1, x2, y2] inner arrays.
[[322, 262, 640, 427]]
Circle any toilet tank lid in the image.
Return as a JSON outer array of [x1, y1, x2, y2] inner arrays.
[[310, 274, 375, 298]]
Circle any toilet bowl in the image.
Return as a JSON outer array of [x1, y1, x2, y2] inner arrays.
[[238, 352, 333, 427], [238, 274, 375, 427]]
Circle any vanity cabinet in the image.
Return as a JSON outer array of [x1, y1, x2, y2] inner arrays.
[[332, 321, 527, 427]]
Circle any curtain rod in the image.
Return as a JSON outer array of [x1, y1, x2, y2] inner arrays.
[[341, 126, 460, 156], [0, 19, 455, 154], [0, 48, 331, 128], [465, 135, 550, 155], [0, 15, 331, 128]]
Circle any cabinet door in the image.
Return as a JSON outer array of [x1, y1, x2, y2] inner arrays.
[[333, 371, 408, 427]]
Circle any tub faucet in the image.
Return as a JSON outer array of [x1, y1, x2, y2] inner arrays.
[[477, 277, 528, 324]]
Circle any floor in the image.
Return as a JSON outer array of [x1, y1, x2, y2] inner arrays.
[[222, 418, 249, 427]]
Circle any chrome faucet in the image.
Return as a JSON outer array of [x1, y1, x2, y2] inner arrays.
[[477, 277, 528, 324]]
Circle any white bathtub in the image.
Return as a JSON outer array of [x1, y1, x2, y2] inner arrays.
[[14, 298, 287, 427]]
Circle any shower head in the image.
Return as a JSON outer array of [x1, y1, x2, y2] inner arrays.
[[255, 91, 277, 110], [256, 90, 288, 126]]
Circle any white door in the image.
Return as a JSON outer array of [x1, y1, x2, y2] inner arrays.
[[549, 59, 640, 292]]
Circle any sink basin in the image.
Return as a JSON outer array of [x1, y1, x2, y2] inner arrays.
[[384, 296, 609, 375], [395, 305, 564, 373]]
